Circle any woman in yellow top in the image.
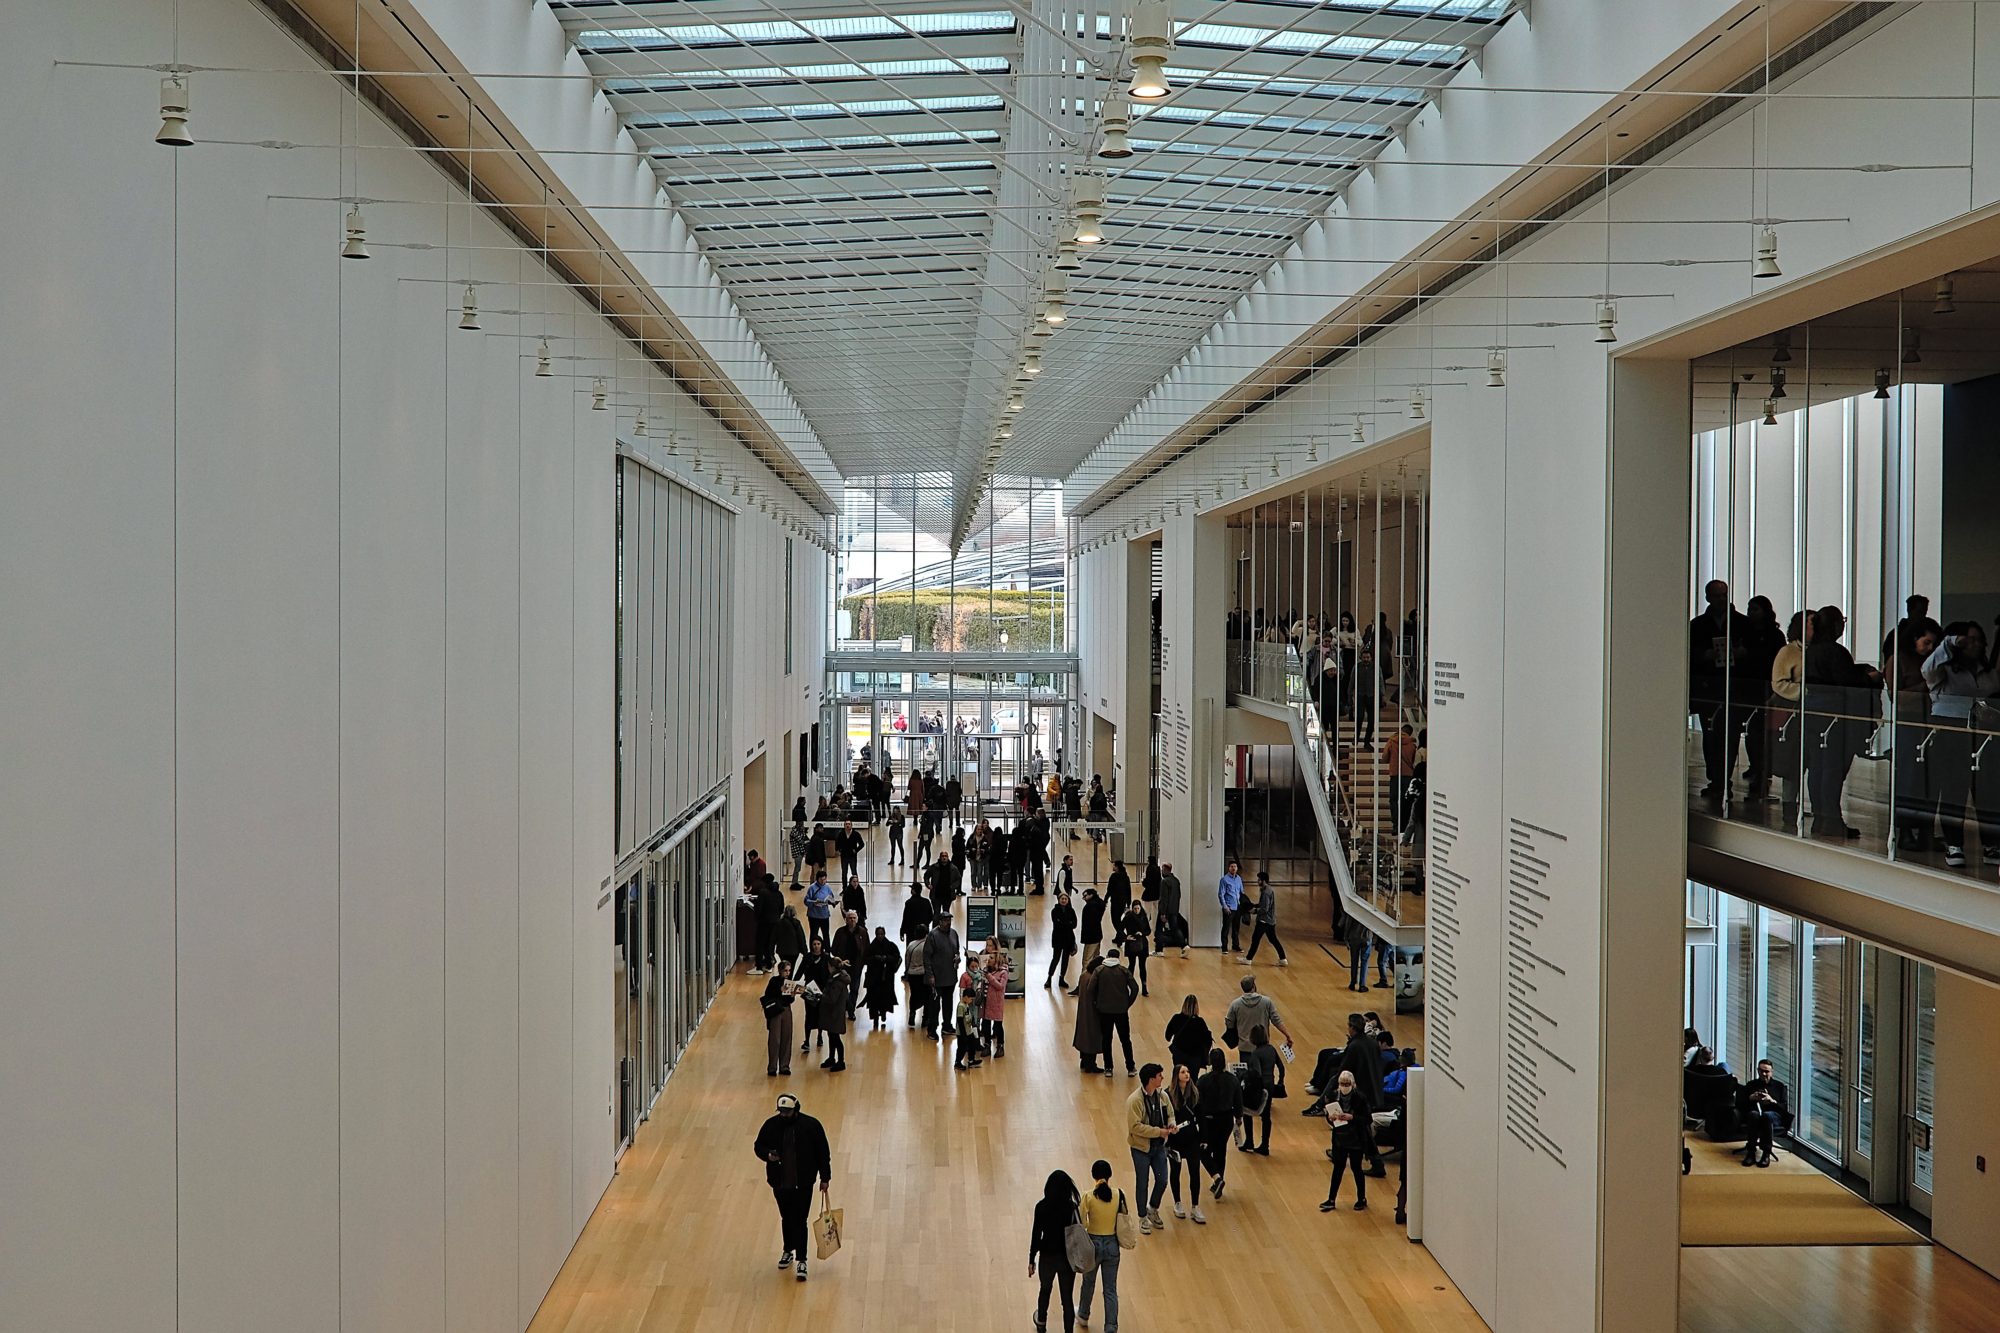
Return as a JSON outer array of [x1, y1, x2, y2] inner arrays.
[[1077, 1158, 1126, 1332], [1768, 611, 1809, 826]]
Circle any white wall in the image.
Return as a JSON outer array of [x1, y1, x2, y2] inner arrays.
[[0, 1, 824, 1329]]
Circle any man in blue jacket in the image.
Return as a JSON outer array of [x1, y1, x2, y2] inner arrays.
[[1217, 860, 1245, 954], [804, 870, 837, 949]]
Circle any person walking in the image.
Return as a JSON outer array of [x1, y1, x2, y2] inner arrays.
[[1029, 1170, 1081, 1333], [836, 821, 864, 886], [922, 915, 960, 1039], [1072, 955, 1105, 1072], [1076, 886, 1107, 982], [1238, 1025, 1280, 1154], [798, 937, 831, 1057], [1106, 859, 1132, 925], [817, 961, 850, 1071], [899, 882, 933, 943], [1341, 911, 1371, 992], [1126, 1063, 1177, 1233], [1076, 1160, 1126, 1333], [773, 904, 807, 977], [1243, 871, 1288, 964], [902, 930, 931, 1031], [761, 959, 797, 1077], [1117, 901, 1152, 997], [1158, 861, 1185, 958], [1091, 949, 1141, 1077], [1165, 1064, 1207, 1223], [1223, 973, 1294, 1056], [831, 910, 867, 1021], [886, 804, 906, 866], [1216, 860, 1245, 955], [981, 938, 1011, 1057], [1047, 890, 1078, 989], [1196, 1050, 1243, 1201], [786, 816, 812, 889], [753, 1093, 830, 1280], [1164, 996, 1213, 1088], [953, 956, 986, 1071], [804, 870, 836, 949], [1318, 1071, 1374, 1212], [863, 926, 900, 1029]]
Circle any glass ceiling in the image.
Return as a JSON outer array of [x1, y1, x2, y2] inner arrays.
[[550, 0, 1518, 529]]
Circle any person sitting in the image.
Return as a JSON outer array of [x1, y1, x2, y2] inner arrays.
[[1682, 1047, 1741, 1140], [1737, 1059, 1793, 1167]]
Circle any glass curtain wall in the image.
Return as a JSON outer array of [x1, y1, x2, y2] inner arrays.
[[827, 475, 1071, 813], [1221, 450, 1428, 929], [614, 798, 730, 1152], [1688, 262, 2000, 880]]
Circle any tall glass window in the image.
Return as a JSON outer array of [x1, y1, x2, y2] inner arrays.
[[1857, 943, 1876, 1161], [1723, 894, 1757, 1070], [1911, 962, 1937, 1199], [1799, 921, 1846, 1157], [1761, 909, 1798, 1076]]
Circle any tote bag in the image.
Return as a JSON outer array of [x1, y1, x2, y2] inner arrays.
[[1113, 1191, 1138, 1250], [1063, 1211, 1098, 1273], [813, 1198, 844, 1260]]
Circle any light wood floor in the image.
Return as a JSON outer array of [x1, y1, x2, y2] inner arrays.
[[1681, 1245, 2000, 1332], [528, 823, 1482, 1333]]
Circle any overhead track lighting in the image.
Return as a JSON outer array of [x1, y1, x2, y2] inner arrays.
[[535, 338, 552, 377], [1752, 226, 1781, 279], [1098, 95, 1133, 160], [1874, 368, 1893, 400], [1595, 299, 1618, 344], [1127, 1, 1174, 100], [341, 205, 370, 260], [156, 75, 193, 147], [1934, 277, 1956, 315], [1486, 347, 1507, 388], [458, 284, 480, 331], [591, 377, 608, 410], [1761, 398, 1777, 427]]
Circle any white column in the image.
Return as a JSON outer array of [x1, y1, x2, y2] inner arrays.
[[1158, 512, 1226, 946]]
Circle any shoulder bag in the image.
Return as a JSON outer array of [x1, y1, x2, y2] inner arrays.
[[1113, 1190, 1138, 1250], [1063, 1207, 1098, 1273]]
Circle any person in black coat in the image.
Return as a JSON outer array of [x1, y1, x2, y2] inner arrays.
[[1689, 579, 1755, 801], [1164, 995, 1212, 1078], [1029, 1169, 1081, 1333], [773, 905, 808, 976], [831, 911, 867, 1020], [1117, 903, 1151, 997], [835, 821, 864, 884], [900, 885, 933, 943], [1330, 1012, 1387, 1175], [1804, 605, 1882, 838], [1318, 1071, 1375, 1212], [1046, 891, 1078, 989], [754, 1093, 832, 1277], [1738, 1059, 1794, 1166], [1074, 888, 1107, 983], [1106, 860, 1132, 925], [751, 873, 785, 972]]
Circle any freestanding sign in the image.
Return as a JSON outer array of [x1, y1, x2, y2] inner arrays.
[[964, 895, 1028, 997]]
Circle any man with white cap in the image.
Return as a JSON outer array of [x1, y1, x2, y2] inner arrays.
[[753, 1092, 832, 1280]]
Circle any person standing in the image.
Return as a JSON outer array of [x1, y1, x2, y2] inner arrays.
[[1072, 955, 1106, 1072], [773, 904, 807, 977], [1158, 861, 1185, 958], [902, 930, 930, 1030], [863, 926, 900, 1029], [981, 939, 1011, 1057], [1341, 911, 1371, 992], [753, 1093, 831, 1280], [1805, 605, 1882, 838], [787, 814, 812, 889], [953, 956, 987, 1071], [831, 911, 867, 1021], [1164, 995, 1212, 1078], [798, 937, 832, 1057], [1117, 901, 1152, 998], [1047, 890, 1078, 989], [1243, 871, 1287, 964], [751, 872, 784, 973], [900, 883, 933, 944], [1106, 859, 1132, 925], [761, 960, 797, 1077], [1126, 1064, 1177, 1233], [1054, 853, 1077, 898], [886, 805, 906, 866], [1223, 974, 1294, 1056], [1335, 1011, 1387, 1176], [836, 821, 864, 886], [1029, 1170, 1081, 1333], [1239, 1025, 1280, 1154], [817, 961, 850, 1072], [1076, 1160, 1125, 1333], [944, 774, 964, 829], [1165, 1063, 1207, 1223], [923, 915, 961, 1039], [1076, 886, 1107, 982], [1217, 861, 1245, 954], [804, 870, 836, 949], [1196, 1050, 1243, 1202], [1318, 1071, 1374, 1212], [1141, 856, 1162, 905], [1091, 949, 1140, 1077]]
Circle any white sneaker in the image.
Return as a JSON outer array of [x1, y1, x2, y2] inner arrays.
[[795, 1261, 808, 1282], [1172, 1202, 1186, 1219], [1139, 1215, 1152, 1235], [1947, 846, 1968, 868], [1190, 1206, 1207, 1224], [1180, 947, 1189, 959], [1278, 958, 1290, 967], [1149, 1210, 1165, 1228]]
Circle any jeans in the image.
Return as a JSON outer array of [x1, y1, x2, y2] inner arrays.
[[1131, 1142, 1168, 1214], [1036, 1264, 1076, 1332], [1372, 939, 1396, 984], [1808, 740, 1854, 832], [773, 1184, 814, 1258], [1100, 1011, 1134, 1071], [1347, 939, 1370, 989], [1245, 920, 1285, 961], [788, 852, 805, 884], [766, 1011, 793, 1074], [1078, 1235, 1120, 1329], [888, 831, 904, 864]]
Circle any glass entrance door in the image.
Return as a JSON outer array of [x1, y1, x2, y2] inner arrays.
[[1904, 962, 1937, 1217]]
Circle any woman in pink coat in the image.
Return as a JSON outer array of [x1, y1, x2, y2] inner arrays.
[[981, 938, 1011, 1058]]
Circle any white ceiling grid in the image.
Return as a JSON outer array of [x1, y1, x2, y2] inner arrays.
[[551, 0, 1516, 538]]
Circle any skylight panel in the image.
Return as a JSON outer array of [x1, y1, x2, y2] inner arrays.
[[1161, 67, 1424, 105], [667, 159, 994, 187], [606, 56, 1011, 91], [578, 12, 1015, 51], [634, 95, 1003, 130], [1174, 24, 1462, 64], [654, 129, 1003, 156], [1136, 104, 1391, 138]]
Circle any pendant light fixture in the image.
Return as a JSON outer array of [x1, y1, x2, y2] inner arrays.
[[1072, 173, 1105, 245], [156, 74, 193, 147], [1127, 1, 1174, 100], [458, 283, 480, 331], [1351, 416, 1366, 445], [1902, 328, 1922, 365], [535, 337, 553, 377], [1269, 457, 1281, 478], [1934, 277, 1956, 315], [1768, 366, 1786, 400], [1408, 386, 1426, 421], [1009, 389, 1025, 412], [1024, 351, 1043, 377], [1486, 347, 1507, 388], [1098, 95, 1133, 160], [1306, 437, 1320, 462], [1760, 398, 1777, 426], [634, 407, 648, 438], [1771, 330, 1792, 363], [1041, 275, 1068, 326], [341, 205, 370, 260], [1874, 368, 1893, 400], [1594, 299, 1618, 344], [1054, 237, 1082, 272], [1752, 226, 1781, 279], [591, 377, 608, 410]]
